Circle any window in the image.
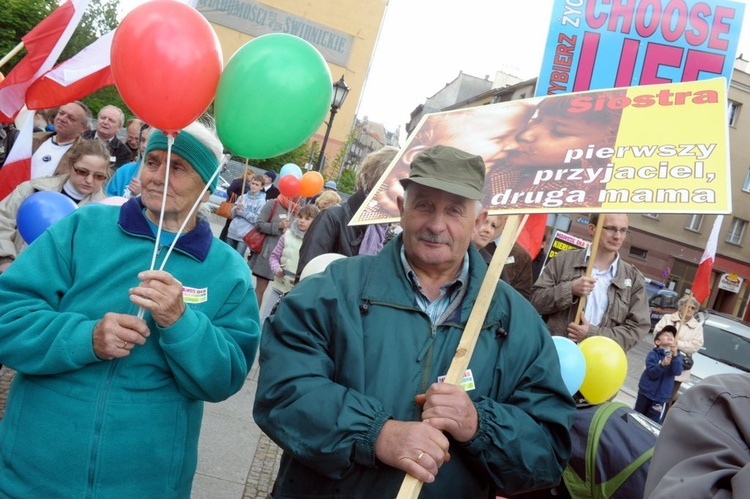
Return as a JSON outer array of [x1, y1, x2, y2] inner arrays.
[[743, 169, 750, 193], [685, 214, 703, 232], [629, 246, 648, 259], [642, 214, 660, 220], [728, 100, 741, 127], [726, 217, 747, 245]]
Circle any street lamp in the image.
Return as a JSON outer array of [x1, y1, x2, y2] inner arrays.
[[315, 75, 350, 172]]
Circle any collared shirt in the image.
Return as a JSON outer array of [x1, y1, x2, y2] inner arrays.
[[584, 248, 619, 326], [400, 246, 470, 326]]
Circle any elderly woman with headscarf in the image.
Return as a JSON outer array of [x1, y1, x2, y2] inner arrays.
[[653, 295, 704, 406], [0, 120, 260, 497]]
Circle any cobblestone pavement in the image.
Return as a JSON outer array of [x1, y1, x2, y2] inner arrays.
[[0, 366, 15, 420], [242, 360, 282, 498], [243, 432, 281, 498]]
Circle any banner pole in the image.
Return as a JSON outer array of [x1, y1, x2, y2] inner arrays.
[[395, 214, 527, 499], [0, 42, 25, 70], [574, 215, 604, 325]]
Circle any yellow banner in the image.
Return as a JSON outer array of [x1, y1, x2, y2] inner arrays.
[[350, 78, 730, 225]]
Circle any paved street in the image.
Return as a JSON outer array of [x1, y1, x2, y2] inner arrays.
[[0, 213, 653, 497]]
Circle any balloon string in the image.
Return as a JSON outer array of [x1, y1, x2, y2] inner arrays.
[[138, 134, 175, 320]]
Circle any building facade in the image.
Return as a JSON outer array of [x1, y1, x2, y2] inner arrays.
[[197, 0, 388, 174]]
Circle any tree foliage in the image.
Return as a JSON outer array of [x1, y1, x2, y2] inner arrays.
[[0, 0, 57, 72], [337, 169, 355, 194]]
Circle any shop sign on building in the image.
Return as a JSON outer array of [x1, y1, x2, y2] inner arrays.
[[198, 0, 353, 66], [718, 273, 744, 293]]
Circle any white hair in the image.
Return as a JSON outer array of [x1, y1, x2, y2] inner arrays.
[[99, 105, 125, 128], [182, 118, 224, 163]]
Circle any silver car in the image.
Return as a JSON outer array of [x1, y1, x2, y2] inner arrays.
[[678, 311, 750, 397]]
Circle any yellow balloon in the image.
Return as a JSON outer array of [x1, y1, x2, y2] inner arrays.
[[578, 336, 628, 404]]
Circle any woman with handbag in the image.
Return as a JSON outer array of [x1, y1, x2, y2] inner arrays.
[[248, 194, 299, 309], [226, 173, 265, 257], [653, 295, 704, 407]]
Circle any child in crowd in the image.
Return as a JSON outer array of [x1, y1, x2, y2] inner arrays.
[[635, 325, 683, 423], [226, 173, 266, 257], [260, 203, 319, 323]]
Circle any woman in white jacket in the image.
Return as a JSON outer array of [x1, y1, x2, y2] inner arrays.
[[653, 295, 704, 405], [0, 139, 110, 273]]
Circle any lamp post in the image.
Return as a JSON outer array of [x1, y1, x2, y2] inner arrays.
[[315, 75, 350, 172]]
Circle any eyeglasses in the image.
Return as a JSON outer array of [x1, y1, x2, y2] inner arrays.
[[72, 166, 107, 182], [602, 226, 631, 235]]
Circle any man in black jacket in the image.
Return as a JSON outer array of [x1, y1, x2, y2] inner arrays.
[[263, 170, 279, 200], [83, 105, 132, 169]]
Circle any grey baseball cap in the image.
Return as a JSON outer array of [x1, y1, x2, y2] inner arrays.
[[399, 145, 485, 200]]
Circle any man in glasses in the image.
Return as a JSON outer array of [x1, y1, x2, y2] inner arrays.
[[531, 213, 650, 352]]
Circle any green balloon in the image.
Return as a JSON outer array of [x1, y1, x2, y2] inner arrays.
[[215, 34, 333, 159]]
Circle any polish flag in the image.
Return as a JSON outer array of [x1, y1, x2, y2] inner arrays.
[[0, 111, 35, 201], [26, 31, 115, 110], [515, 214, 547, 259], [692, 215, 724, 304], [0, 0, 90, 122]]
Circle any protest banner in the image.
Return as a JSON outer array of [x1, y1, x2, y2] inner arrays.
[[547, 229, 591, 261], [351, 78, 730, 224], [535, 0, 745, 96]]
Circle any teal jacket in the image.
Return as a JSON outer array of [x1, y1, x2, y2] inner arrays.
[[0, 198, 260, 498], [253, 237, 575, 498]]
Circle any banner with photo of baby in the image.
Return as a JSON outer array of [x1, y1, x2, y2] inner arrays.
[[535, 0, 745, 97], [350, 77, 730, 225]]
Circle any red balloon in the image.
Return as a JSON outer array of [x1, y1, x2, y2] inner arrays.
[[278, 175, 301, 198], [111, 1, 222, 135], [299, 171, 324, 198]]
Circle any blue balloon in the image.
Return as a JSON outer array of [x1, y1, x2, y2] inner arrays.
[[279, 163, 302, 179], [17, 191, 77, 244], [552, 336, 587, 396]]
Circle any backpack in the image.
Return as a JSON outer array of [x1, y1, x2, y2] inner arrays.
[[563, 402, 660, 499]]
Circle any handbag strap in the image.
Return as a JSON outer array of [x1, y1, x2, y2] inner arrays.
[[228, 192, 237, 203]]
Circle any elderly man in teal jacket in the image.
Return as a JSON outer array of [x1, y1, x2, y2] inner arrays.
[[254, 145, 575, 498], [0, 121, 260, 497]]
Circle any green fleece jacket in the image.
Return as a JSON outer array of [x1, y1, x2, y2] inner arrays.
[[0, 198, 260, 498], [253, 236, 575, 498]]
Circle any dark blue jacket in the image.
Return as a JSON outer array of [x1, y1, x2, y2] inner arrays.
[[638, 347, 683, 401]]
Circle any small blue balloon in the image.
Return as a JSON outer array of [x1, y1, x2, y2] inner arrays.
[[552, 336, 587, 396], [17, 191, 77, 244], [279, 163, 302, 179]]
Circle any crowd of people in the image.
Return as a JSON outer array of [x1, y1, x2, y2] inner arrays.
[[0, 101, 742, 498]]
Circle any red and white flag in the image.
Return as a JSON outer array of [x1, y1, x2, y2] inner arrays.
[[0, 0, 90, 122], [692, 215, 724, 304], [26, 30, 115, 110], [516, 214, 547, 260], [0, 111, 35, 200]]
